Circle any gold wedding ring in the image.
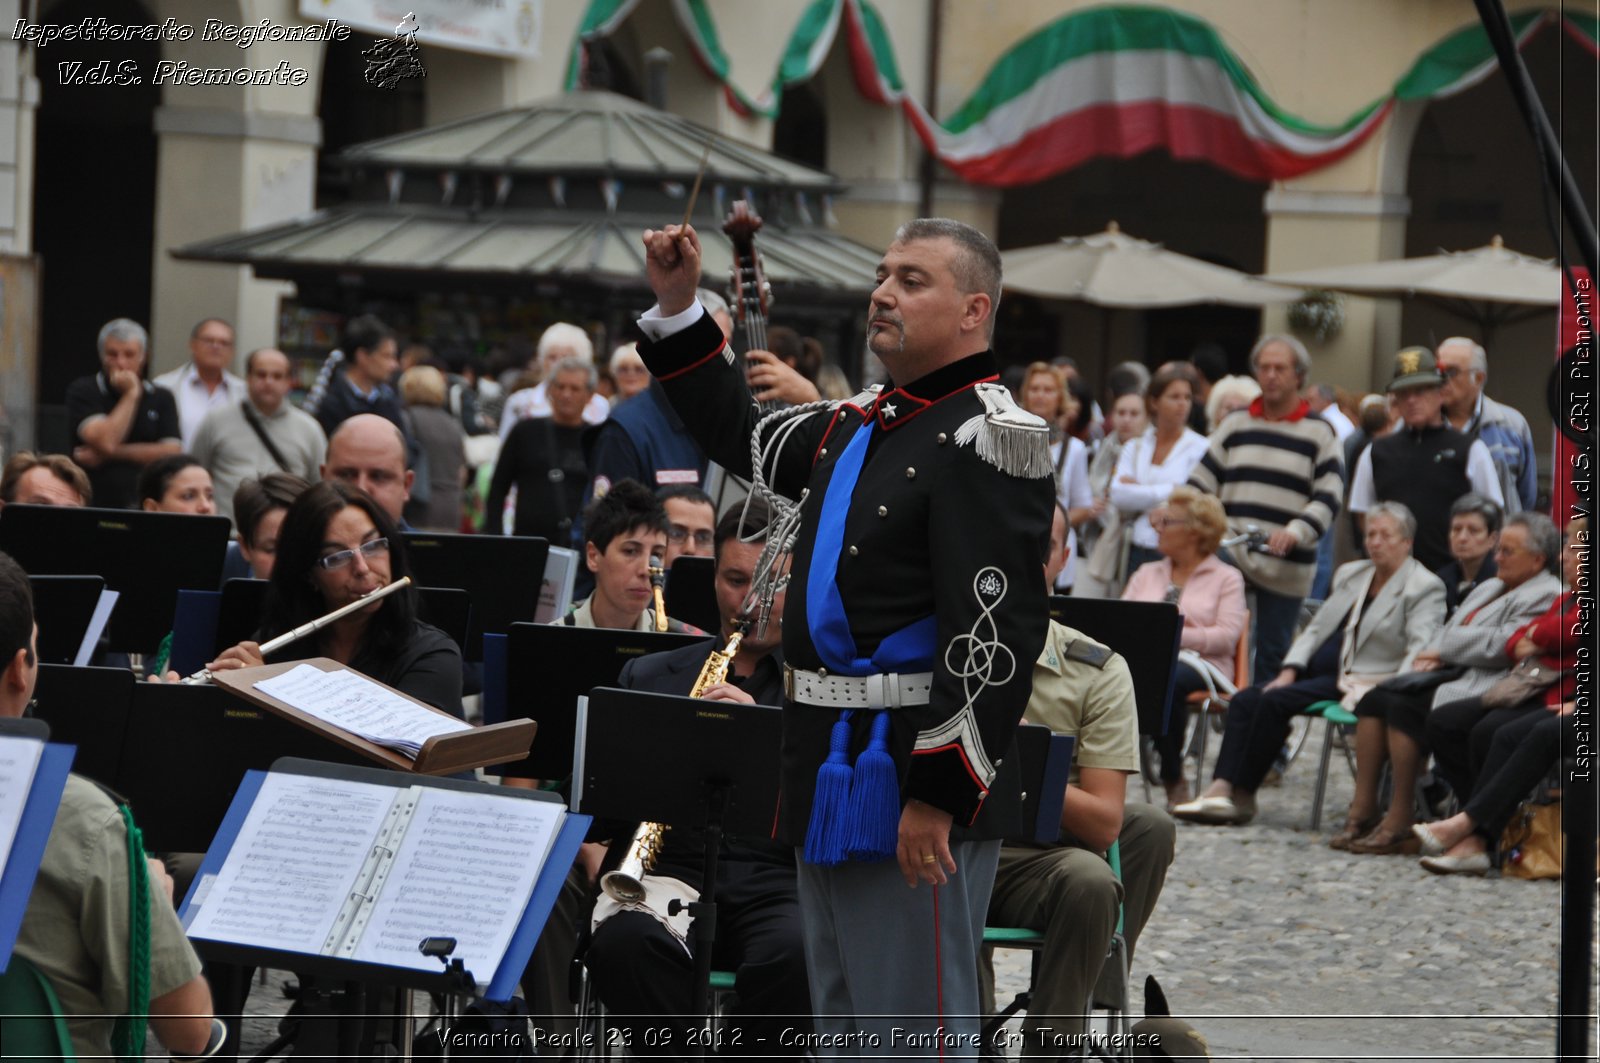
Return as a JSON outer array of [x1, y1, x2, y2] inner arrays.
[[921, 855, 937, 864]]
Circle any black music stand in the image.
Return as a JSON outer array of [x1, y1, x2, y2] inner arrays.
[[213, 578, 473, 658], [491, 623, 711, 780], [1049, 597, 1182, 737], [576, 687, 782, 1029], [402, 532, 548, 659], [664, 555, 719, 634], [0, 505, 230, 652], [1012, 724, 1077, 844], [28, 575, 107, 665], [28, 665, 135, 788], [116, 681, 369, 853]]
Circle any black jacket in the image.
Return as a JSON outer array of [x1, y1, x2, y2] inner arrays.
[[639, 311, 1052, 844]]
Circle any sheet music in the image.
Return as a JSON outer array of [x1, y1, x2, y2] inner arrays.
[[184, 774, 395, 953], [536, 547, 579, 623], [0, 736, 45, 876], [255, 664, 469, 756], [348, 787, 562, 980], [74, 589, 118, 667]]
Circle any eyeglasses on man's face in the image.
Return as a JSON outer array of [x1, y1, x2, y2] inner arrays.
[[667, 526, 714, 548], [318, 537, 390, 571]]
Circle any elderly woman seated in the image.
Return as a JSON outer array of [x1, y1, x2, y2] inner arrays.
[[1410, 514, 1587, 873], [1174, 502, 1445, 826], [1337, 511, 1563, 854], [1435, 493, 1502, 617], [1121, 485, 1246, 806]]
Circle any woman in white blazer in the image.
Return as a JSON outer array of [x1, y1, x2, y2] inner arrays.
[[1175, 502, 1445, 827]]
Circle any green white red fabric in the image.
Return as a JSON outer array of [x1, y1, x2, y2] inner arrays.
[[566, 1, 1598, 186]]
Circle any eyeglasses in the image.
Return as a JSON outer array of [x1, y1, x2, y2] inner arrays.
[[1150, 515, 1193, 530], [1439, 366, 1467, 380], [318, 538, 389, 571], [667, 526, 714, 548]]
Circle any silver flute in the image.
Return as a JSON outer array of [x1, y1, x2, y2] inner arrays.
[[180, 577, 412, 684]]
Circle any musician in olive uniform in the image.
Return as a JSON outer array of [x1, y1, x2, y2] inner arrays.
[[584, 501, 811, 1058], [636, 218, 1053, 1053]]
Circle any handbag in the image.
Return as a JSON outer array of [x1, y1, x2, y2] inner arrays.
[[1499, 799, 1563, 879], [1376, 665, 1465, 696], [1479, 657, 1566, 710]]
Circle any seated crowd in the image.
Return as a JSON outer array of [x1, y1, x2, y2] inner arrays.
[[0, 298, 1577, 1058]]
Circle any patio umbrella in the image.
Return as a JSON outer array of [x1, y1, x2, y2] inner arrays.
[[1259, 235, 1561, 331], [1001, 222, 1301, 307]]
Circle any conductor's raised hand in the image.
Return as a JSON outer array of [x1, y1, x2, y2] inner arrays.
[[641, 224, 702, 317]]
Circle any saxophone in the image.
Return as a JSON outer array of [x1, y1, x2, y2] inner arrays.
[[649, 555, 668, 633], [600, 626, 745, 904]]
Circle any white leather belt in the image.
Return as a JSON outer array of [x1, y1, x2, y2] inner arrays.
[[783, 665, 934, 710]]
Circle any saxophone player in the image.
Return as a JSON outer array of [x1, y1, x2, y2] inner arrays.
[[584, 499, 812, 1058]]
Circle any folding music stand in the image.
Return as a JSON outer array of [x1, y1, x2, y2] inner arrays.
[[575, 687, 782, 1025], [401, 532, 549, 659], [180, 757, 589, 1057], [664, 555, 719, 634], [0, 505, 230, 652], [28, 575, 106, 665], [1012, 724, 1077, 844], [28, 664, 134, 789], [488, 623, 711, 780], [0, 718, 73, 972], [1049, 597, 1182, 737]]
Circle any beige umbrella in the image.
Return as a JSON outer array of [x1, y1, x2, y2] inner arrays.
[[1001, 222, 1301, 307], [1260, 235, 1561, 330]]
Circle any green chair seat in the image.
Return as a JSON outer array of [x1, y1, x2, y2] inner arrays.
[[708, 969, 737, 992], [982, 926, 1044, 947]]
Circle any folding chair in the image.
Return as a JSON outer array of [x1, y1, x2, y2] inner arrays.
[[1306, 700, 1359, 829], [1178, 615, 1250, 797]]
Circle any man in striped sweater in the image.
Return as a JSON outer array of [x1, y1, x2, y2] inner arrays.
[[1189, 335, 1345, 683]]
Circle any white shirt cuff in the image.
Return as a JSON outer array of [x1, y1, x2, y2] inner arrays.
[[638, 301, 707, 342]]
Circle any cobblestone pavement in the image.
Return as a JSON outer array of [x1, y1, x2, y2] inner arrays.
[[234, 724, 1590, 1060]]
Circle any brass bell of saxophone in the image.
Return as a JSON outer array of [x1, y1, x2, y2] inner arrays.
[[600, 624, 745, 905]]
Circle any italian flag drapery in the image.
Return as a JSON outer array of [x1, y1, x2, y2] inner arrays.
[[565, 1, 1599, 186]]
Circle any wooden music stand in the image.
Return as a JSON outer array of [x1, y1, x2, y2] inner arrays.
[[210, 658, 535, 776]]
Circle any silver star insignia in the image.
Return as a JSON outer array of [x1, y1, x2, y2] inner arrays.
[[881, 402, 898, 419]]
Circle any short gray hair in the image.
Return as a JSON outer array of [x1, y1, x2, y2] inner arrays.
[[892, 217, 1003, 322], [97, 318, 148, 356], [537, 322, 593, 366], [549, 355, 597, 391], [1438, 336, 1488, 374], [1506, 511, 1561, 574], [1366, 500, 1417, 542], [696, 288, 730, 320], [1450, 492, 1503, 534], [1249, 334, 1311, 383]]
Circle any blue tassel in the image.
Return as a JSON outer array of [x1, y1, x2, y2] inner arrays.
[[844, 711, 900, 862], [804, 712, 855, 866]]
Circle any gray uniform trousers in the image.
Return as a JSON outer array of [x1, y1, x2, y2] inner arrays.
[[796, 839, 1001, 1059], [980, 803, 1176, 1051]]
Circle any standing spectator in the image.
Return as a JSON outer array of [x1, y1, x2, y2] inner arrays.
[[312, 315, 406, 438], [607, 342, 650, 405], [1436, 337, 1538, 512], [1110, 362, 1210, 575], [1023, 363, 1095, 591], [1189, 335, 1345, 684], [1204, 374, 1260, 427], [400, 366, 466, 532], [482, 357, 593, 544], [1347, 347, 1502, 573], [1306, 383, 1355, 442], [1436, 494, 1501, 617], [153, 318, 246, 449], [1187, 343, 1228, 434], [64, 318, 181, 509], [0, 452, 90, 508], [1076, 388, 1148, 598], [190, 348, 326, 531], [498, 323, 609, 437]]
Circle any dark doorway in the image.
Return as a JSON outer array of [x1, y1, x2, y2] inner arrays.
[[32, 0, 160, 415], [773, 82, 827, 172], [317, 31, 427, 207]]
